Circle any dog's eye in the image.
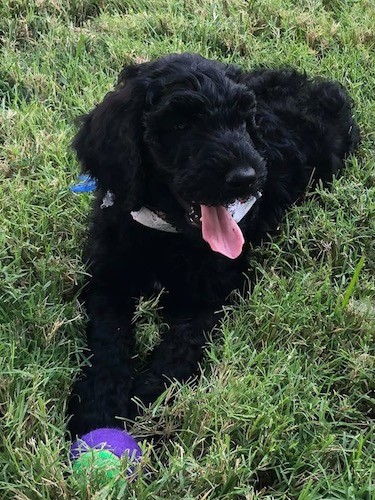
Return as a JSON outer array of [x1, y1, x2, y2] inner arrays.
[[173, 122, 189, 131]]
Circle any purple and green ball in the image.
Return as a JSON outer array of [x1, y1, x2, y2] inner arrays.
[[71, 428, 142, 485]]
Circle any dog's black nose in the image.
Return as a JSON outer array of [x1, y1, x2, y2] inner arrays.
[[226, 167, 256, 187]]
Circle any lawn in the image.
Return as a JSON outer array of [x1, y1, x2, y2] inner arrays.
[[0, 0, 374, 498]]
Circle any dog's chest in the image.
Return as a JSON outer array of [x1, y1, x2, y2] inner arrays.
[[143, 233, 244, 301]]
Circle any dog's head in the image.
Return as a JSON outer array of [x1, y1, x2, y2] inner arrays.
[[73, 53, 267, 258]]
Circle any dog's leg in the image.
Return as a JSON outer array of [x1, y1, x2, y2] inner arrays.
[[67, 289, 138, 438], [130, 305, 219, 417]]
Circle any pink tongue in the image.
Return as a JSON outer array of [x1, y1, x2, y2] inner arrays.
[[201, 205, 245, 259]]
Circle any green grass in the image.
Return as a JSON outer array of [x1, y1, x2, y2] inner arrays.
[[0, 0, 374, 498]]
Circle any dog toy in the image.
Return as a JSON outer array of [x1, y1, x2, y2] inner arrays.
[[70, 428, 142, 485]]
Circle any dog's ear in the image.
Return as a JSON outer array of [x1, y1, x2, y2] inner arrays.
[[73, 75, 149, 210]]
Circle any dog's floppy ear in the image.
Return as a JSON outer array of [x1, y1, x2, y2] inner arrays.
[[73, 74, 149, 210]]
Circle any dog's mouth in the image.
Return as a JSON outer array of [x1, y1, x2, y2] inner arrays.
[[185, 196, 252, 226], [173, 190, 261, 259]]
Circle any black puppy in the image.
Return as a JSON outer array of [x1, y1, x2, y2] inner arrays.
[[68, 53, 358, 438]]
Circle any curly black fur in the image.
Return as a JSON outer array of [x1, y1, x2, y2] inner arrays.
[[67, 53, 359, 437]]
